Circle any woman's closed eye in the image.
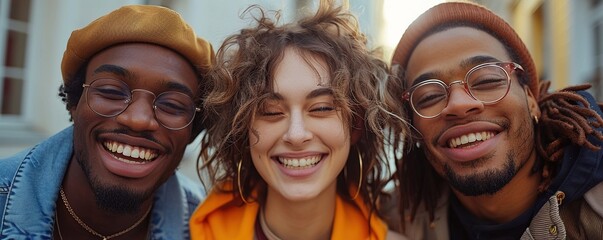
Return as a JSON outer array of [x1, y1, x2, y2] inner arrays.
[[261, 111, 284, 116], [311, 105, 335, 112], [259, 101, 285, 118], [309, 103, 337, 116]]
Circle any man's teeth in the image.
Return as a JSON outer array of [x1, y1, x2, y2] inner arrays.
[[448, 132, 495, 148], [279, 155, 321, 169], [104, 141, 157, 161]]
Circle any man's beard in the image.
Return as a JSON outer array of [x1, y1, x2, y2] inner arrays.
[[441, 111, 534, 197], [444, 152, 517, 196], [76, 151, 153, 214]]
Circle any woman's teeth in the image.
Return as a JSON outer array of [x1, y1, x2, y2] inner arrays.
[[448, 132, 495, 148], [279, 155, 321, 169], [103, 141, 158, 161]]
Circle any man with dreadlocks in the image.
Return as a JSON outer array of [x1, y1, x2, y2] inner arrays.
[[386, 1, 603, 239]]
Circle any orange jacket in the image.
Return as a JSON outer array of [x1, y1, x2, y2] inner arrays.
[[190, 185, 388, 240]]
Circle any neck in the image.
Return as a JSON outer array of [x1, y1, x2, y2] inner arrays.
[[453, 153, 541, 223], [262, 183, 337, 240], [56, 157, 153, 239]]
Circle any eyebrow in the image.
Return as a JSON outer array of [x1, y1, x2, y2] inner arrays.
[[93, 64, 130, 78], [409, 55, 504, 87], [92, 64, 195, 96], [268, 87, 335, 100]]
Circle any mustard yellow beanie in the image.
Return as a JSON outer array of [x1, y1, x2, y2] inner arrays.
[[61, 5, 214, 82]]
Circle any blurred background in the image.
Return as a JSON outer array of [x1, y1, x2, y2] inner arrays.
[[1, 0, 602, 182]]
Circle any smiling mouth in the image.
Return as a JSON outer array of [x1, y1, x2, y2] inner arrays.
[[278, 155, 322, 169], [103, 140, 158, 163], [448, 131, 496, 148]]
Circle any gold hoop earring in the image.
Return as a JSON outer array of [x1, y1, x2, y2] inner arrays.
[[237, 160, 250, 204], [351, 150, 363, 200]]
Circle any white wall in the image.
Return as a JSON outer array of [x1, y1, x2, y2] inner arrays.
[[569, 0, 595, 86]]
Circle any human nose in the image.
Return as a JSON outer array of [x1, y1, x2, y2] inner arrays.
[[115, 90, 161, 131], [440, 83, 484, 118], [282, 111, 312, 145]]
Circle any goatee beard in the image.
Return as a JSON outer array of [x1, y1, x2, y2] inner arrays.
[[76, 150, 153, 214], [444, 153, 517, 196]]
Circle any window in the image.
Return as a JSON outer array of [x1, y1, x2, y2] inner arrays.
[[0, 0, 30, 117]]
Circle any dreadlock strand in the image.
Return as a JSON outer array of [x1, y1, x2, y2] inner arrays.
[[554, 113, 587, 142], [556, 98, 603, 150], [539, 91, 590, 108], [534, 80, 603, 196], [535, 134, 550, 161], [548, 146, 566, 162], [561, 84, 592, 92], [558, 98, 603, 127], [541, 113, 574, 131], [544, 139, 565, 157]]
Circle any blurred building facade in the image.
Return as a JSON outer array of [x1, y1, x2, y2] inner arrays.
[[477, 0, 603, 97]]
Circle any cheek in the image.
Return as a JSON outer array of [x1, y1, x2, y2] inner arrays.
[[315, 119, 348, 144], [248, 124, 263, 147], [422, 148, 445, 175], [412, 117, 432, 140], [173, 131, 192, 150], [248, 128, 259, 147], [248, 124, 276, 157]]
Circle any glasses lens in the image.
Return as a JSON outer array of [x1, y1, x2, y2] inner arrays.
[[86, 79, 130, 117], [85, 79, 197, 130], [411, 82, 448, 118], [154, 92, 197, 129], [466, 65, 510, 103]]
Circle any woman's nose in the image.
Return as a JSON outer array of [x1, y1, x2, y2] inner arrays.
[[282, 111, 312, 145]]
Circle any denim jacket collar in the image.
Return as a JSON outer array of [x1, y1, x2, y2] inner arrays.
[[1, 126, 200, 239]]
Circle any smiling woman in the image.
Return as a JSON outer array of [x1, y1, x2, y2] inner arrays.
[[189, 0, 407, 239]]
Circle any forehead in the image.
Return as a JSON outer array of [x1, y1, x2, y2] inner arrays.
[[405, 27, 511, 84], [272, 48, 330, 92], [86, 43, 198, 94]]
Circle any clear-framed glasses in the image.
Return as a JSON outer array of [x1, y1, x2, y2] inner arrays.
[[402, 62, 523, 119], [82, 78, 200, 130]]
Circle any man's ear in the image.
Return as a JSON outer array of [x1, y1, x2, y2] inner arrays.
[[525, 85, 540, 119], [68, 106, 77, 123]]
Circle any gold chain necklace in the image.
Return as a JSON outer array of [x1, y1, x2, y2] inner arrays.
[[59, 188, 152, 240]]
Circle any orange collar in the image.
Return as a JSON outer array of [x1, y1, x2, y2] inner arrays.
[[190, 185, 387, 240]]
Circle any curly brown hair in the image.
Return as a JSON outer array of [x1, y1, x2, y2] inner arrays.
[[198, 0, 399, 220]]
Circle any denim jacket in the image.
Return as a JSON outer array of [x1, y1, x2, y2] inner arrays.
[[0, 126, 204, 239]]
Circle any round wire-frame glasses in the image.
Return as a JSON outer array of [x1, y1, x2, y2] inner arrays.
[[82, 78, 200, 130], [402, 62, 524, 118]]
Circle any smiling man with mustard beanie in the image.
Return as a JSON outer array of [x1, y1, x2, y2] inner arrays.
[[0, 5, 213, 239]]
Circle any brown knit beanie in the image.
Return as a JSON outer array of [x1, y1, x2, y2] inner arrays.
[[391, 1, 539, 98], [61, 5, 214, 83]]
